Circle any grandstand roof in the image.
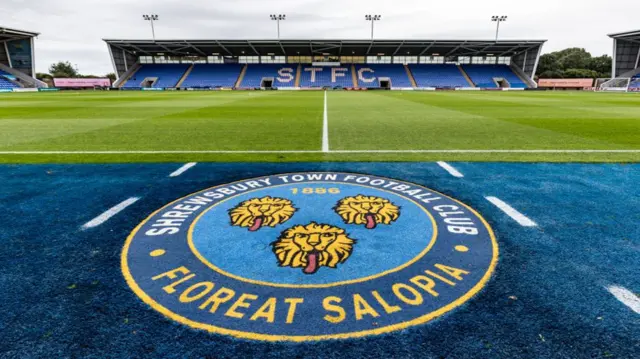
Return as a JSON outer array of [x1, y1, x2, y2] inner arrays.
[[608, 30, 640, 41], [608, 30, 640, 77], [0, 26, 39, 41], [104, 39, 546, 57]]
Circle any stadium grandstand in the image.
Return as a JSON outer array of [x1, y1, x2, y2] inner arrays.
[[598, 29, 640, 91], [104, 39, 545, 90], [0, 26, 47, 89]]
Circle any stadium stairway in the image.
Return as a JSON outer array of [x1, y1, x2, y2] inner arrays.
[[462, 64, 527, 88], [115, 63, 141, 88], [351, 64, 358, 87], [510, 64, 535, 87], [234, 65, 248, 88], [294, 64, 302, 87], [180, 64, 243, 88], [404, 64, 418, 88], [457, 65, 476, 87], [409, 64, 470, 88], [354, 64, 412, 88], [175, 64, 195, 88]]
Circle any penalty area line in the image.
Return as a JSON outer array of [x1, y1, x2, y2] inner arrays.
[[169, 162, 197, 177], [81, 197, 140, 230], [485, 196, 537, 227]]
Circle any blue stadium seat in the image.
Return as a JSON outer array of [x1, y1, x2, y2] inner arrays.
[[409, 64, 469, 88], [298, 66, 353, 88], [462, 65, 527, 88], [354, 64, 412, 88], [0, 69, 19, 89], [240, 64, 297, 88], [116, 63, 531, 90], [180, 64, 243, 88], [122, 64, 190, 88]]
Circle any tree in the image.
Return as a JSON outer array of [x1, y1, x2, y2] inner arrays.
[[538, 70, 565, 79], [564, 68, 599, 78], [535, 48, 612, 79], [35, 73, 53, 81], [35, 73, 54, 87], [555, 48, 591, 70], [105, 73, 116, 83], [536, 54, 559, 75], [49, 61, 78, 78], [587, 55, 612, 77]]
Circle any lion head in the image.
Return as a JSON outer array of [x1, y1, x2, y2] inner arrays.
[[334, 195, 400, 229], [271, 222, 355, 275], [229, 196, 296, 231]]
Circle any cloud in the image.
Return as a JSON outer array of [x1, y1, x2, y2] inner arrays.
[[1, 0, 638, 74]]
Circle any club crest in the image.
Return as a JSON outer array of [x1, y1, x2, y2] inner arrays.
[[123, 172, 497, 342]]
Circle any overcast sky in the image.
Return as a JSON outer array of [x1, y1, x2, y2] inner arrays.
[[2, 0, 639, 75]]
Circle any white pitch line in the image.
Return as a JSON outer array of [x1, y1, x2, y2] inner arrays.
[[437, 161, 464, 178], [328, 150, 640, 153], [169, 162, 197, 177], [322, 91, 329, 152], [0, 150, 323, 154], [1, 149, 640, 155], [81, 197, 140, 230], [607, 285, 640, 314], [485, 196, 537, 227]]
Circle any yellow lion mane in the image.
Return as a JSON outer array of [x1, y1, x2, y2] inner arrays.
[[271, 222, 355, 270], [229, 196, 296, 228], [334, 195, 400, 226]]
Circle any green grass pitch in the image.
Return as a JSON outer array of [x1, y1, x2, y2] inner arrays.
[[0, 90, 638, 163]]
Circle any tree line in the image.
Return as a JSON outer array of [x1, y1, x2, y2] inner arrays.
[[36, 61, 116, 85], [535, 48, 611, 79]]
